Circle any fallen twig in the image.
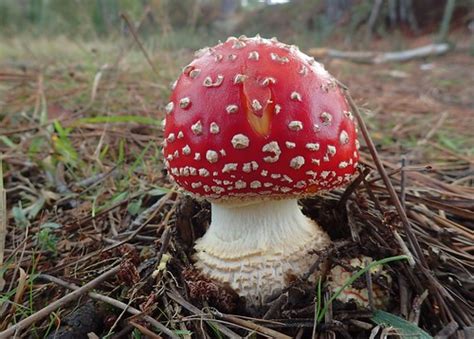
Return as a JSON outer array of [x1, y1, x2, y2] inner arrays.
[[434, 320, 459, 339], [216, 313, 292, 339], [0, 159, 6, 291], [37, 273, 178, 339], [156, 226, 173, 266], [309, 43, 450, 64], [167, 290, 242, 339], [344, 89, 426, 266], [129, 321, 163, 339], [120, 13, 160, 79], [344, 88, 461, 325], [0, 265, 120, 337], [337, 167, 370, 210], [128, 191, 173, 230]]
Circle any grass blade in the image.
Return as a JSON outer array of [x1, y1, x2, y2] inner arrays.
[[317, 255, 409, 323], [372, 310, 433, 338]]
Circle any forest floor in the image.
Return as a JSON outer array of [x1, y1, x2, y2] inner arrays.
[[0, 33, 473, 338]]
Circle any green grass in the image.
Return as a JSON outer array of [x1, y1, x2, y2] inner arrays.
[[436, 130, 474, 156], [0, 32, 182, 235], [372, 310, 433, 338], [314, 255, 409, 326], [0, 254, 43, 336]]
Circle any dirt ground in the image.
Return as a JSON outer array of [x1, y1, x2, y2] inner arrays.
[[0, 34, 473, 338]]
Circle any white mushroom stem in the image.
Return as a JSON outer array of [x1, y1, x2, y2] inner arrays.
[[193, 199, 331, 305]]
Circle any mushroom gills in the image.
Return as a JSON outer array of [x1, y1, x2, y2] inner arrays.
[[193, 199, 330, 305]]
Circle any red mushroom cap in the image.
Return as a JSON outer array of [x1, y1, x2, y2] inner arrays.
[[163, 36, 359, 200]]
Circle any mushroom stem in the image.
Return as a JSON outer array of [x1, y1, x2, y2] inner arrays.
[[194, 199, 331, 305]]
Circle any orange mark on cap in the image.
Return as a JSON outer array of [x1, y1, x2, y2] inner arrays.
[[241, 75, 274, 137]]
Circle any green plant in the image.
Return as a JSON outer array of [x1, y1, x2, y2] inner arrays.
[[315, 255, 409, 325], [52, 120, 79, 168], [372, 310, 432, 338], [36, 222, 61, 254], [132, 328, 142, 338]]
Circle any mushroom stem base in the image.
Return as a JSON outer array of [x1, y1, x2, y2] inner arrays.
[[193, 199, 331, 306]]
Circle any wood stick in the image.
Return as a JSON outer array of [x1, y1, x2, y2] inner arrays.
[[129, 321, 163, 339], [344, 89, 456, 324], [120, 13, 160, 79], [337, 167, 370, 210], [0, 158, 6, 291], [345, 91, 426, 266], [309, 43, 450, 64], [0, 265, 120, 337], [167, 291, 241, 339], [218, 313, 292, 339], [38, 273, 178, 339]]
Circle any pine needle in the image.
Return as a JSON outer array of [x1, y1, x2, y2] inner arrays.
[[0, 158, 7, 291]]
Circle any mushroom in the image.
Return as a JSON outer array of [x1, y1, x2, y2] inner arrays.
[[163, 35, 359, 305], [327, 256, 392, 308]]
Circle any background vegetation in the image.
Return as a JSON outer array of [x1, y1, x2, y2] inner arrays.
[[1, 0, 472, 48]]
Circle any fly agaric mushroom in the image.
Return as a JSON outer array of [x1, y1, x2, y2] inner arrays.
[[162, 35, 359, 305]]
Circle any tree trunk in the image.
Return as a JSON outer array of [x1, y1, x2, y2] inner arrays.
[[325, 0, 352, 22], [438, 0, 456, 42], [220, 0, 238, 18]]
